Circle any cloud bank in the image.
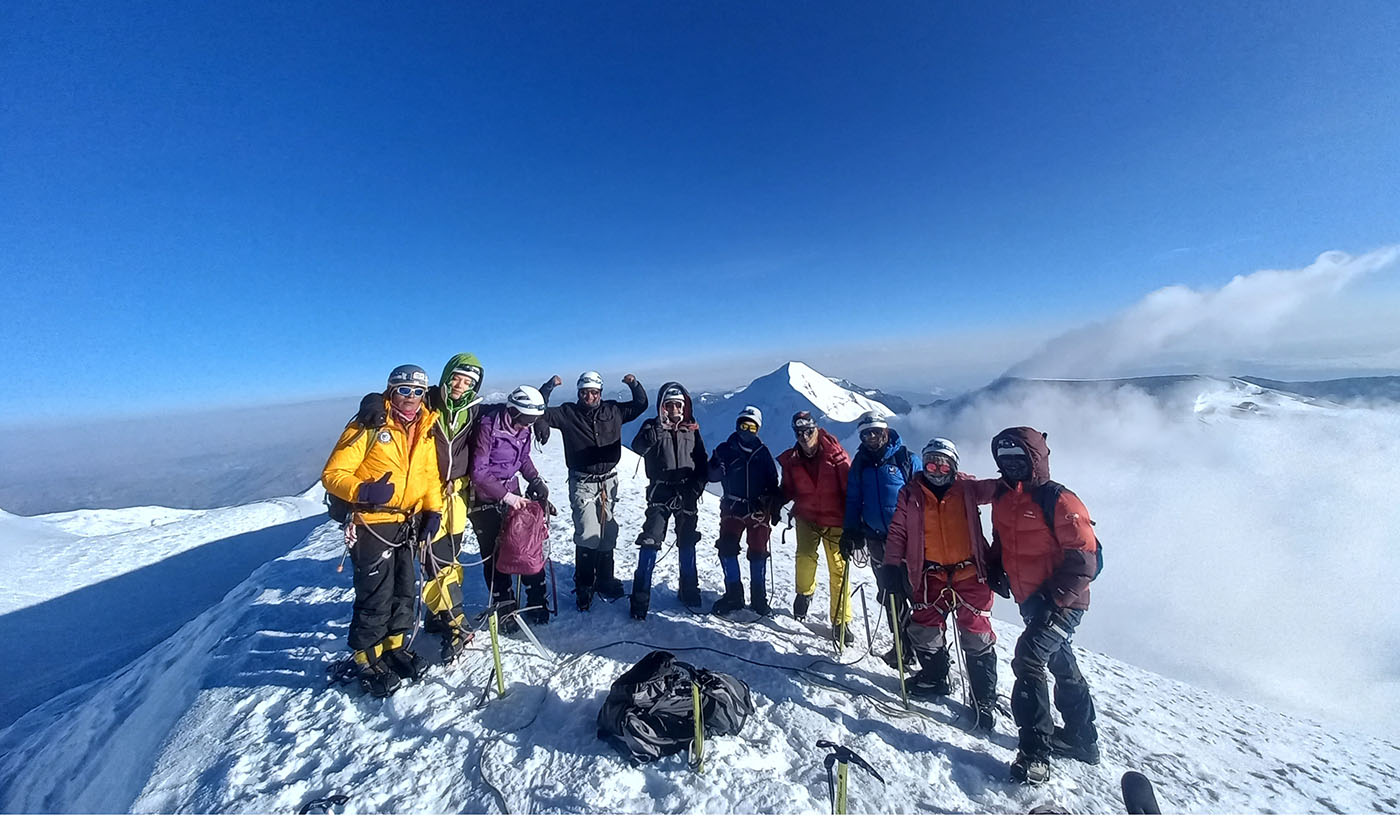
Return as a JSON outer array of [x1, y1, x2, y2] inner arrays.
[[896, 378, 1400, 738], [1007, 246, 1400, 380]]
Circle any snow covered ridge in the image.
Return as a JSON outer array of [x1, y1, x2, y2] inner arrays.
[[2, 439, 1397, 814]]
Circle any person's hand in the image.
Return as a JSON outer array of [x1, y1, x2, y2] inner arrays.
[[542, 500, 559, 516], [838, 531, 862, 560], [356, 473, 394, 505], [526, 477, 549, 502], [622, 374, 637, 385], [550, 375, 563, 387], [417, 511, 441, 544], [879, 565, 906, 599], [357, 393, 386, 428], [502, 493, 528, 511], [986, 562, 1012, 599]]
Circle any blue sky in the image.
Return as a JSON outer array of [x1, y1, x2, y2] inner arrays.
[[4, 0, 1399, 421]]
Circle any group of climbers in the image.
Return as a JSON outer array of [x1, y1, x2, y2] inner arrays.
[[320, 361, 1102, 785]]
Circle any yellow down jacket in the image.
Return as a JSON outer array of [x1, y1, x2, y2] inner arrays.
[[322, 400, 444, 526]]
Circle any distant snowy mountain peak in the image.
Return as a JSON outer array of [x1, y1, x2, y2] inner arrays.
[[686, 362, 901, 448]]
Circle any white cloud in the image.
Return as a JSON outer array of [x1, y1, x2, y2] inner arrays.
[[1007, 246, 1400, 379], [896, 379, 1400, 738]]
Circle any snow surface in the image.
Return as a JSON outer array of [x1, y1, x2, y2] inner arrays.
[[1, 439, 1397, 814]]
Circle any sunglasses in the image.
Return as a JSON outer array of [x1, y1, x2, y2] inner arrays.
[[393, 386, 427, 397], [738, 420, 759, 432], [859, 428, 886, 439], [794, 427, 816, 437], [923, 460, 953, 474]]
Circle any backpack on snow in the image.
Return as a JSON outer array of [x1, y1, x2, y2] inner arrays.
[[1032, 480, 1104, 579], [596, 650, 754, 765]]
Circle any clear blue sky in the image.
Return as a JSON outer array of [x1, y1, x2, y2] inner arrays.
[[4, 0, 1398, 420]]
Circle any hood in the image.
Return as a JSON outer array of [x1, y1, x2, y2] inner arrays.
[[655, 381, 695, 424], [991, 426, 1051, 486], [439, 353, 484, 402]]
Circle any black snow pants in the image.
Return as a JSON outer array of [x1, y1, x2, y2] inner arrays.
[[1011, 597, 1098, 757], [636, 481, 701, 549], [349, 521, 417, 652]]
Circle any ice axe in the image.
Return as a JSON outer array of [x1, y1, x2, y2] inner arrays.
[[816, 739, 884, 815]]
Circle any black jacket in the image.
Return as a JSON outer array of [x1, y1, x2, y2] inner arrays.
[[631, 382, 708, 488], [540, 377, 649, 475], [707, 430, 780, 517]]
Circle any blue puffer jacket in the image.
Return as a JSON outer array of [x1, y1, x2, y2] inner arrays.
[[707, 430, 780, 517], [844, 430, 915, 538]]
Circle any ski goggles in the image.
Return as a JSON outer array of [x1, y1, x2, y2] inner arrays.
[[737, 420, 760, 433], [923, 457, 954, 475], [393, 385, 427, 398]]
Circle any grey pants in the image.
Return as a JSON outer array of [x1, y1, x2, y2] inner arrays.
[[569, 472, 619, 553]]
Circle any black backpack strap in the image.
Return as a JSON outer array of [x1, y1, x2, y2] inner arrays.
[[1032, 481, 1066, 537]]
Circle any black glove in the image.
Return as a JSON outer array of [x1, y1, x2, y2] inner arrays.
[[986, 562, 1012, 599], [838, 531, 862, 560], [543, 500, 559, 516], [526, 477, 549, 503], [532, 417, 551, 446], [417, 511, 441, 544], [356, 472, 394, 505], [357, 393, 386, 428], [879, 564, 906, 599]]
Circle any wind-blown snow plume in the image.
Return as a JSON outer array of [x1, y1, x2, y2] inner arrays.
[[1007, 246, 1400, 379]]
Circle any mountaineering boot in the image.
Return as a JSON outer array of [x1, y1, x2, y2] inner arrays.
[[793, 592, 812, 621], [595, 549, 626, 601], [356, 651, 401, 698], [910, 648, 952, 696], [841, 627, 856, 647], [631, 547, 657, 620], [677, 546, 702, 607], [711, 555, 746, 614], [1009, 751, 1052, 785], [966, 649, 999, 730], [748, 557, 772, 616], [1049, 727, 1101, 765], [711, 581, 746, 615], [575, 547, 597, 611], [490, 594, 520, 634], [523, 582, 551, 626], [440, 623, 470, 663], [882, 644, 919, 672], [383, 646, 427, 682]]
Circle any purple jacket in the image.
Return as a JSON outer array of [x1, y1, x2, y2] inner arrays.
[[469, 404, 540, 503]]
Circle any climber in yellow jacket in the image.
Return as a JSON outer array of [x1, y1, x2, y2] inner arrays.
[[322, 364, 444, 698]]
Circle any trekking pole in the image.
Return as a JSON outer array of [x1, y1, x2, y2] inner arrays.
[[835, 555, 852, 655], [860, 586, 873, 654], [691, 681, 705, 774], [890, 594, 909, 709], [816, 740, 885, 815], [488, 609, 505, 698]]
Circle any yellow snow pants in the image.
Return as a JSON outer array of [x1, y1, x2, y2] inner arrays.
[[794, 519, 852, 624]]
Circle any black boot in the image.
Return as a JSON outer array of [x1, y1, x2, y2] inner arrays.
[[595, 549, 626, 600], [382, 645, 427, 682], [1009, 751, 1051, 785], [489, 594, 519, 634], [440, 622, 470, 663], [574, 547, 596, 611], [910, 649, 952, 696], [793, 592, 812, 621], [1049, 727, 1101, 765], [523, 581, 550, 626], [678, 546, 701, 607], [711, 581, 746, 615], [966, 649, 999, 730], [357, 652, 401, 698], [881, 644, 919, 672]]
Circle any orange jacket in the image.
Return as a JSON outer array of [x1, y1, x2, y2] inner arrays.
[[322, 399, 444, 526], [884, 474, 991, 604], [976, 427, 1098, 609], [777, 429, 850, 528]]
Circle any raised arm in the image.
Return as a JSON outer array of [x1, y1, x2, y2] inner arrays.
[[618, 375, 648, 423]]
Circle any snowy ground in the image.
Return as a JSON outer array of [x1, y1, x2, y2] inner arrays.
[[1, 439, 1397, 814], [0, 489, 326, 730]]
